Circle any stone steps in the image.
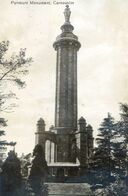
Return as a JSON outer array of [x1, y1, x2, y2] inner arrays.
[[47, 183, 93, 196]]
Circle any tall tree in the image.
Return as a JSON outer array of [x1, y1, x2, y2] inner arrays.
[[92, 113, 116, 187], [96, 113, 115, 174], [118, 103, 128, 177], [28, 144, 48, 195], [1, 150, 22, 195], [0, 40, 32, 151], [0, 41, 32, 110]]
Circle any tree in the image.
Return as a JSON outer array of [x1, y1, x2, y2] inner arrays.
[[90, 113, 116, 187], [28, 144, 48, 195], [0, 41, 32, 111], [117, 103, 128, 179], [119, 103, 128, 139], [1, 150, 22, 195], [0, 118, 16, 148], [90, 106, 128, 192], [112, 140, 126, 178], [96, 113, 116, 174], [0, 41, 31, 86], [0, 40, 32, 151], [0, 118, 16, 168]]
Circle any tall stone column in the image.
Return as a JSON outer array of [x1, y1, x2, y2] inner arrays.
[[53, 5, 81, 134]]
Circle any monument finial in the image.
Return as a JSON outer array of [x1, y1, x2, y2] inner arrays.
[[64, 5, 71, 23]]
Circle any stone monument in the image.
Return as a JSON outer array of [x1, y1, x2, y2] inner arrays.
[[35, 6, 94, 179]]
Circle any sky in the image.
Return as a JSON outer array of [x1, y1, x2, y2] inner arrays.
[[0, 0, 128, 155]]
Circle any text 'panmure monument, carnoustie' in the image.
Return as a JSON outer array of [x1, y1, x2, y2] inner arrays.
[[35, 5, 94, 179]]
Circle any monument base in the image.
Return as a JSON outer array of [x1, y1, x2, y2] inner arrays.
[[47, 163, 88, 183]]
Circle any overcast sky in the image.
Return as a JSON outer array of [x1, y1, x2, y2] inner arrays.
[[0, 0, 128, 155]]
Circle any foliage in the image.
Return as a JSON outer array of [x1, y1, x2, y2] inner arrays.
[[20, 153, 32, 177], [90, 113, 121, 187], [0, 40, 32, 152], [0, 41, 32, 112], [117, 103, 128, 176], [0, 117, 16, 155], [95, 178, 128, 196], [28, 144, 48, 195], [0, 41, 32, 86], [1, 150, 22, 194], [95, 113, 116, 175], [119, 103, 128, 144], [112, 141, 126, 176], [90, 104, 128, 192]]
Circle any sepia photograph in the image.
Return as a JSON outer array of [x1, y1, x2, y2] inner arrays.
[[0, 0, 128, 195]]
